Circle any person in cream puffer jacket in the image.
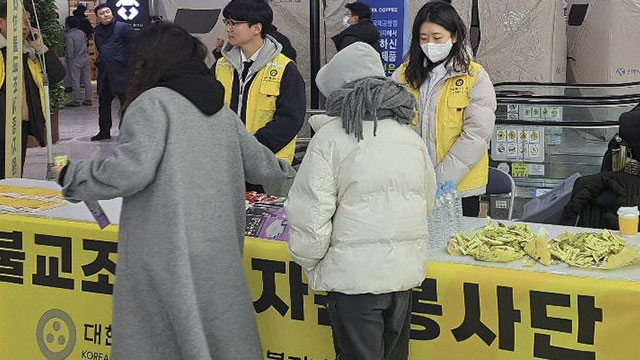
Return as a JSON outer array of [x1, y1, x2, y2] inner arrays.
[[285, 42, 436, 360]]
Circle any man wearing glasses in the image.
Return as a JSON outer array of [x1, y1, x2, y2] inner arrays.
[[215, 0, 305, 174]]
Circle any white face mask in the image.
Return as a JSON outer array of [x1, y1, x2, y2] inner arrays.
[[343, 16, 351, 28], [421, 39, 454, 63]]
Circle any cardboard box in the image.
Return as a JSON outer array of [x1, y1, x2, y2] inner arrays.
[[567, 0, 640, 83], [474, 0, 567, 83]]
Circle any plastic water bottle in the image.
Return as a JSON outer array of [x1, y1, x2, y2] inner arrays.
[[450, 188, 463, 235], [428, 195, 443, 247], [439, 182, 454, 242]]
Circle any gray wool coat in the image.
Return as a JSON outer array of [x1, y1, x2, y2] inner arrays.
[[61, 87, 296, 359]]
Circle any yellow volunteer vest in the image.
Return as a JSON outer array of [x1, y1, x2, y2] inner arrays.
[[0, 52, 48, 121], [215, 54, 296, 164], [397, 61, 488, 193]]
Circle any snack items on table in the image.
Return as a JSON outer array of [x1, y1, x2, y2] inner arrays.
[[551, 230, 640, 269], [447, 220, 640, 269]]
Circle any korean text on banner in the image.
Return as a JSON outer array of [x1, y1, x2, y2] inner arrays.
[[3, 214, 640, 359], [361, 0, 409, 76], [244, 239, 640, 360], [0, 215, 117, 359], [4, 2, 23, 177]]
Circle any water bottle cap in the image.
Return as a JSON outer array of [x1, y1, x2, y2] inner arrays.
[[443, 181, 456, 193]]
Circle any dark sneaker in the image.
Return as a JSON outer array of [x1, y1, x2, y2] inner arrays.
[[90, 133, 111, 141], [66, 101, 81, 107], [82, 100, 93, 106]]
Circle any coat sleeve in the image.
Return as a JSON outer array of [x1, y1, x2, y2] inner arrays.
[[253, 62, 306, 154], [61, 94, 168, 201], [232, 108, 296, 196], [435, 68, 496, 185], [284, 138, 337, 269]]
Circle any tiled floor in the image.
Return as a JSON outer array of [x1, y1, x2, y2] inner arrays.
[[23, 83, 121, 179]]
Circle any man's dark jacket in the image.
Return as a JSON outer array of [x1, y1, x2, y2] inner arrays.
[[332, 19, 382, 54], [269, 26, 296, 62], [94, 20, 135, 95]]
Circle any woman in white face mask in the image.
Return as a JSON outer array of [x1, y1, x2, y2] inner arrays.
[[392, 1, 496, 218]]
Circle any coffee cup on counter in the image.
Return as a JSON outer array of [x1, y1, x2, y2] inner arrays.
[[618, 206, 639, 236]]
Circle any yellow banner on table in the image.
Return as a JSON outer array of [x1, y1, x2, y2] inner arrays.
[[4, 2, 23, 178], [244, 238, 640, 360], [0, 214, 118, 359], [3, 214, 640, 360]]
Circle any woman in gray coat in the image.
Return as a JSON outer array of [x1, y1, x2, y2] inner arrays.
[[54, 23, 295, 359]]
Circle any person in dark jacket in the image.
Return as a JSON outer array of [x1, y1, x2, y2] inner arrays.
[[560, 171, 640, 230], [92, 4, 135, 141], [72, 3, 93, 39], [0, 6, 66, 178], [266, 24, 296, 61], [332, 2, 382, 54], [212, 0, 297, 62]]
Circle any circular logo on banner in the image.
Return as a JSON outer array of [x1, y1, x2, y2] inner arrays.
[[36, 309, 76, 360], [269, 69, 278, 77], [456, 79, 464, 86]]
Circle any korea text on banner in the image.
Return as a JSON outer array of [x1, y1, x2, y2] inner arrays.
[[4, 1, 23, 177], [0, 214, 118, 359], [361, 0, 409, 76]]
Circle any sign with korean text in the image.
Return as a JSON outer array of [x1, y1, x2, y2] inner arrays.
[[361, 0, 410, 76], [2, 214, 640, 359], [4, 1, 23, 177], [245, 240, 640, 360], [0, 215, 117, 359]]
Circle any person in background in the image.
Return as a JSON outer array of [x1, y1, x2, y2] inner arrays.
[[0, 5, 66, 179], [285, 42, 436, 360], [215, 0, 305, 184], [332, 1, 382, 54], [72, 3, 93, 39], [54, 22, 295, 359], [64, 16, 92, 107], [92, 4, 135, 141], [212, 0, 297, 62], [150, 15, 163, 24], [393, 1, 496, 217]]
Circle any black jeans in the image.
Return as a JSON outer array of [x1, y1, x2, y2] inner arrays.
[[98, 78, 125, 135], [0, 121, 31, 179], [326, 290, 412, 360]]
